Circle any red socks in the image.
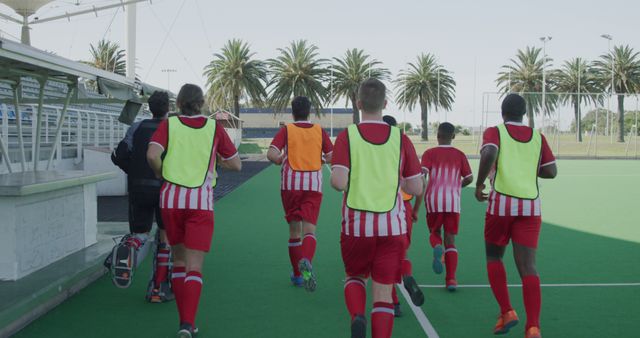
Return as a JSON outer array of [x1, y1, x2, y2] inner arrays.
[[154, 245, 171, 288], [402, 259, 412, 277], [487, 261, 513, 314], [371, 302, 395, 338], [522, 275, 541, 329], [171, 266, 186, 323], [444, 245, 458, 280], [344, 277, 366, 320], [302, 233, 317, 262], [182, 271, 203, 327], [288, 239, 302, 277], [391, 286, 399, 305]]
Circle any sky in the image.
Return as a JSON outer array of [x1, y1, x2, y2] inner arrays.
[[1, 0, 639, 129]]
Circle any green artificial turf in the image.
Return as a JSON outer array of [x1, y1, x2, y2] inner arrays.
[[15, 160, 640, 337]]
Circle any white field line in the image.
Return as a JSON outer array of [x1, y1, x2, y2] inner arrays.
[[419, 282, 640, 288], [398, 281, 439, 338]]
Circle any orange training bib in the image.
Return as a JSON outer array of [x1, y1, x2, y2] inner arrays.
[[286, 123, 323, 171]]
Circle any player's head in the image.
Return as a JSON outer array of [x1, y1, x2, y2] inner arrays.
[[148, 91, 169, 118], [291, 96, 311, 121], [357, 78, 387, 114], [177, 84, 204, 116], [501, 93, 526, 122], [437, 122, 455, 144], [382, 115, 397, 126]]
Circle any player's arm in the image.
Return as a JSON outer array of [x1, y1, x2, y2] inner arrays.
[[412, 170, 428, 221], [538, 162, 557, 178], [220, 154, 242, 171], [323, 151, 333, 164], [147, 143, 164, 179], [267, 146, 284, 165], [475, 145, 497, 201], [461, 174, 474, 187], [330, 167, 348, 191]]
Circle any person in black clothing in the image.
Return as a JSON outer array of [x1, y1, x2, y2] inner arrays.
[[108, 91, 173, 303]]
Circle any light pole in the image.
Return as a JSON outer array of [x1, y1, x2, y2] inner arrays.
[[161, 68, 177, 92], [330, 68, 334, 138], [540, 36, 552, 129], [601, 34, 614, 140]]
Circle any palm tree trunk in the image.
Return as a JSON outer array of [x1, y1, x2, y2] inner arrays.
[[617, 94, 625, 142], [350, 93, 359, 124], [234, 95, 240, 118], [420, 100, 429, 141], [574, 100, 582, 142]]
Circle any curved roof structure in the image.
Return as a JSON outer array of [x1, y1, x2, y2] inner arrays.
[[0, 0, 54, 17]]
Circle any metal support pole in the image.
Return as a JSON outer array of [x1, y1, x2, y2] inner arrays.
[[0, 130, 11, 173], [33, 79, 47, 171], [46, 86, 75, 170], [11, 84, 26, 171]]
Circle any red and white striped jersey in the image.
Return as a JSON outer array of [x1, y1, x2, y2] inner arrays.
[[150, 115, 239, 210], [421, 146, 472, 214], [332, 121, 423, 237], [482, 122, 555, 217], [341, 192, 407, 237], [270, 122, 333, 193]]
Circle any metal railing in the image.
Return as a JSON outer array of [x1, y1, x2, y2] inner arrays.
[[0, 103, 129, 173]]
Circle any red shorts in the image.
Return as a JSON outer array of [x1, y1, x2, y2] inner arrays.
[[427, 212, 460, 235], [280, 190, 322, 225], [403, 200, 413, 245], [161, 208, 214, 252], [484, 214, 542, 248], [340, 234, 407, 284]]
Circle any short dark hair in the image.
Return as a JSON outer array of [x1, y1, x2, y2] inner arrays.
[[358, 78, 386, 113], [291, 96, 311, 121], [382, 115, 397, 126], [501, 93, 526, 119], [177, 84, 204, 116], [148, 91, 169, 118], [438, 122, 455, 137]]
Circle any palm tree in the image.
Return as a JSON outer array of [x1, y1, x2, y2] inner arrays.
[[395, 53, 455, 140], [86, 39, 126, 75], [330, 49, 390, 124], [551, 58, 604, 142], [496, 46, 556, 128], [593, 45, 640, 142], [203, 39, 268, 118], [267, 40, 328, 115]]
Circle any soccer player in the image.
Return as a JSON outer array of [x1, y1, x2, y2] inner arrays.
[[108, 91, 174, 302], [147, 84, 241, 338], [414, 122, 473, 291], [382, 115, 424, 317], [331, 79, 423, 338], [475, 94, 557, 338], [267, 96, 333, 291]]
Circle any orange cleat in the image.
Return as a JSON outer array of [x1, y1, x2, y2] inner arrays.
[[525, 327, 541, 338], [493, 310, 519, 335]]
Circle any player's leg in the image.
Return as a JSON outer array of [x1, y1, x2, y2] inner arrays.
[[485, 214, 519, 334], [162, 208, 187, 327], [341, 234, 374, 338], [282, 191, 304, 286], [149, 202, 174, 303], [299, 221, 317, 292], [427, 213, 444, 274], [176, 209, 214, 337], [371, 281, 395, 338], [443, 213, 461, 291], [512, 216, 542, 338], [370, 235, 405, 338]]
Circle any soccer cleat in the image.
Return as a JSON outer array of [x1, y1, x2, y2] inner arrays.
[[525, 326, 541, 338], [394, 303, 403, 318], [351, 314, 367, 338], [432, 245, 444, 274], [290, 273, 304, 287], [298, 258, 317, 292], [446, 279, 457, 292], [110, 236, 138, 288], [147, 281, 175, 303], [177, 323, 197, 338], [493, 310, 519, 335], [402, 275, 425, 306]]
